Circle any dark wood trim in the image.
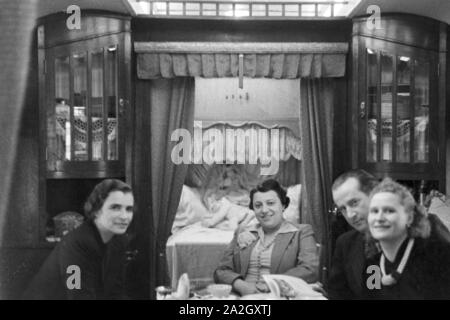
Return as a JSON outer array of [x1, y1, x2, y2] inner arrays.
[[439, 23, 447, 193], [69, 53, 75, 161], [124, 31, 134, 186], [352, 13, 440, 52], [409, 58, 415, 166], [39, 12, 131, 49], [46, 33, 127, 54], [37, 19, 131, 243], [45, 30, 128, 50], [376, 50, 381, 163], [37, 10, 131, 25], [392, 53, 397, 163], [362, 163, 441, 179], [132, 17, 352, 43], [118, 36, 126, 174], [360, 37, 371, 165], [38, 27, 47, 245], [46, 170, 125, 179], [87, 50, 93, 161], [430, 54, 439, 172], [361, 37, 437, 60], [447, 25, 450, 195], [103, 48, 108, 161], [48, 160, 124, 178], [351, 23, 359, 169], [353, 16, 445, 184], [352, 34, 438, 53]]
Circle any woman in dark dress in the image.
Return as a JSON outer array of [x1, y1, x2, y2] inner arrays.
[[23, 179, 134, 300], [365, 178, 450, 299]]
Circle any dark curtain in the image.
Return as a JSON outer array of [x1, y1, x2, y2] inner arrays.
[[132, 78, 195, 299], [276, 157, 302, 188], [0, 0, 37, 246], [299, 78, 334, 284]]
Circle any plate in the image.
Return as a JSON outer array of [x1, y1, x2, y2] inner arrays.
[[240, 293, 282, 300], [262, 275, 326, 300], [206, 295, 238, 300], [192, 294, 238, 300]]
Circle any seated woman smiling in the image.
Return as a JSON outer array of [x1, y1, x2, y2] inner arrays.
[[23, 179, 134, 299], [365, 178, 450, 299], [214, 179, 319, 296]]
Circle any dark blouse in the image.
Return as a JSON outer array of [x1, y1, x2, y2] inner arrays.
[[22, 220, 129, 300], [365, 237, 450, 300]]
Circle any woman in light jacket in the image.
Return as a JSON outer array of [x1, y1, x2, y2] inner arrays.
[[214, 179, 319, 296]]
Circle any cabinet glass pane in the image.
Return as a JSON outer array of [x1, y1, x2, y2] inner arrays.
[[106, 48, 118, 160], [366, 49, 377, 162], [53, 56, 70, 161], [414, 60, 429, 162], [396, 56, 411, 163], [73, 53, 88, 161], [91, 50, 104, 160], [381, 53, 393, 162]]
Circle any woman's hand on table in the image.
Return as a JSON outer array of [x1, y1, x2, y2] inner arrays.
[[255, 280, 270, 293], [310, 282, 327, 296], [233, 279, 258, 296]]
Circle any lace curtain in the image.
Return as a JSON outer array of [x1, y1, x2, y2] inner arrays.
[[367, 117, 428, 161], [189, 122, 301, 164], [55, 116, 117, 160]]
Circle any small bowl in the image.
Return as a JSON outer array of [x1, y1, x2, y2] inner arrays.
[[207, 284, 232, 298], [155, 286, 173, 300]]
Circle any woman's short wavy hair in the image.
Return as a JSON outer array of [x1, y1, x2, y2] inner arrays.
[[84, 179, 133, 220], [249, 179, 290, 210], [369, 177, 430, 239]]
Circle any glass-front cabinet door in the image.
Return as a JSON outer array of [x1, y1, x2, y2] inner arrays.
[[46, 35, 125, 178], [358, 38, 438, 178]]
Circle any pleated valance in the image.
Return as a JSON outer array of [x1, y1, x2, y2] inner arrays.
[[135, 42, 348, 79]]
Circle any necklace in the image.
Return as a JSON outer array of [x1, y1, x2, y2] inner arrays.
[[260, 233, 277, 249], [379, 238, 415, 286]]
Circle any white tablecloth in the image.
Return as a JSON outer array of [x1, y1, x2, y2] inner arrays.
[[166, 224, 234, 289]]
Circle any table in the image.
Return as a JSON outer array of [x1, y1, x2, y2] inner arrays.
[[166, 225, 234, 289]]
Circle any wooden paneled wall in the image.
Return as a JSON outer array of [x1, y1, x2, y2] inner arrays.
[[133, 18, 352, 43]]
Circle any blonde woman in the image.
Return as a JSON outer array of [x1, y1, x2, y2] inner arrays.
[[366, 178, 450, 299]]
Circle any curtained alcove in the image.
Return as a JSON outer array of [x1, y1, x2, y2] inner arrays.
[[131, 41, 348, 298]]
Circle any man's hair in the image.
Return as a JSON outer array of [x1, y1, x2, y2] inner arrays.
[[332, 169, 379, 195], [84, 179, 133, 220]]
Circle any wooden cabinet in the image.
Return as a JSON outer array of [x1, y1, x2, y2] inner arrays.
[[37, 13, 131, 242], [351, 14, 447, 194], [358, 39, 439, 175]]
